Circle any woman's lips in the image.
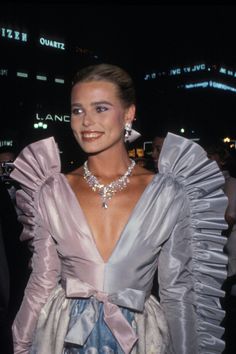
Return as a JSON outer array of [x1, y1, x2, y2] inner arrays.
[[81, 131, 104, 142]]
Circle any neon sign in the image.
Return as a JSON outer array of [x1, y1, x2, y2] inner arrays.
[[144, 63, 206, 80], [183, 81, 236, 93], [39, 37, 65, 50], [0, 140, 13, 148], [35, 113, 70, 123], [0, 69, 8, 76], [219, 67, 236, 78], [0, 27, 28, 42]]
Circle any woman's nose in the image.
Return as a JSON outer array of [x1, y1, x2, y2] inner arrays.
[[82, 112, 94, 126]]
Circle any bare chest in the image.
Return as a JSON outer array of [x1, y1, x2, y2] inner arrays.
[[66, 173, 154, 262]]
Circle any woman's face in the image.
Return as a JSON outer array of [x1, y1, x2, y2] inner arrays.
[[71, 80, 135, 154]]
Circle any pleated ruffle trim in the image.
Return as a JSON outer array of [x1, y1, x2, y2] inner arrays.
[[159, 132, 228, 353], [10, 137, 60, 242]]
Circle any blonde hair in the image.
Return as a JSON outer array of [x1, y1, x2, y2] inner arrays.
[[72, 63, 136, 108]]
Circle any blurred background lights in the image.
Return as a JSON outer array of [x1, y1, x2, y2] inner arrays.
[[33, 122, 48, 129]]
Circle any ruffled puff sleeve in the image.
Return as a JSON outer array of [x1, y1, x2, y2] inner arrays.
[[157, 133, 228, 354], [10, 137, 62, 354]]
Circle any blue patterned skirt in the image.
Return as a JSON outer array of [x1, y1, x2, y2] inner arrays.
[[63, 298, 135, 354]]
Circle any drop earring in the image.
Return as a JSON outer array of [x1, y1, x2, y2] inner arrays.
[[124, 122, 132, 142]]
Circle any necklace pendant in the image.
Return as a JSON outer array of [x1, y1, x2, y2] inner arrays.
[[102, 201, 108, 209], [83, 159, 136, 210]]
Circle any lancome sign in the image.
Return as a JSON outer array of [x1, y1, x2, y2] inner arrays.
[[36, 113, 70, 123]]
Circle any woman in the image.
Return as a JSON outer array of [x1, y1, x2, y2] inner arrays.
[[11, 64, 228, 354]]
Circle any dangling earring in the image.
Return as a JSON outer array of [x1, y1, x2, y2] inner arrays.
[[124, 122, 132, 142]]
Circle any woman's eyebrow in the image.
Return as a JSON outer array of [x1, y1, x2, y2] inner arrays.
[[91, 100, 113, 106]]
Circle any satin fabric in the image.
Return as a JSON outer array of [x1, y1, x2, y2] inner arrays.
[[63, 278, 141, 353], [10, 133, 228, 354], [30, 288, 170, 354], [223, 170, 236, 276]]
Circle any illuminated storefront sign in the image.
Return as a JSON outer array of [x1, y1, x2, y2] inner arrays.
[[0, 27, 28, 42], [0, 69, 8, 76], [0, 27, 66, 49], [0, 140, 13, 148], [219, 66, 236, 78], [144, 63, 206, 80], [35, 113, 70, 123], [170, 64, 206, 76], [39, 37, 65, 50], [183, 81, 236, 93]]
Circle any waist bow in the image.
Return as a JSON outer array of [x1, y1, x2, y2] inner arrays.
[[63, 277, 146, 354]]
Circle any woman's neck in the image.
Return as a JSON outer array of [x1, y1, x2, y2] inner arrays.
[[86, 146, 132, 179]]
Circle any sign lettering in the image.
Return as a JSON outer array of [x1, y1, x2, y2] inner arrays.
[[36, 113, 70, 123], [39, 37, 65, 50], [0, 27, 28, 42]]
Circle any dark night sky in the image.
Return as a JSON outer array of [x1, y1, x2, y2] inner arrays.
[[3, 1, 236, 70], [1, 2, 236, 144]]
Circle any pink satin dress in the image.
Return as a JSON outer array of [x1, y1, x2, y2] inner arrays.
[[11, 133, 228, 354]]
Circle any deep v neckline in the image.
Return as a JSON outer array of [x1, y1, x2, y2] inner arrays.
[[61, 173, 156, 263]]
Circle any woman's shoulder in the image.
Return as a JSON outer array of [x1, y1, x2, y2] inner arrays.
[[132, 164, 155, 188], [133, 164, 155, 177], [64, 166, 84, 188], [159, 132, 208, 175], [10, 136, 61, 195], [66, 165, 84, 177], [158, 132, 225, 192]]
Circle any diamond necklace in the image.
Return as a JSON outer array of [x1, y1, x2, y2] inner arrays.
[[83, 159, 136, 209]]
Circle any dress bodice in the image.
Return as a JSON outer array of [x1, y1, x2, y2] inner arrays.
[[10, 133, 229, 354]]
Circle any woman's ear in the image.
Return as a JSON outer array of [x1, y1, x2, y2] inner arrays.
[[125, 104, 136, 124], [124, 105, 141, 143]]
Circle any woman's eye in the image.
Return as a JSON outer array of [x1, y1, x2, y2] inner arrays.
[[72, 107, 83, 115], [96, 106, 108, 113]]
